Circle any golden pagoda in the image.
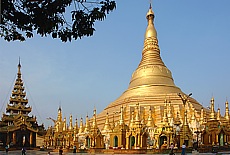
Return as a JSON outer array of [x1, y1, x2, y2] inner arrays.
[[96, 4, 204, 148], [0, 60, 45, 148], [42, 5, 230, 153], [44, 107, 77, 149]]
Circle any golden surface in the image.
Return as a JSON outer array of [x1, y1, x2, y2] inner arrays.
[[96, 5, 203, 129]]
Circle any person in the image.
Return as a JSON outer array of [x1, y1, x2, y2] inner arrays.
[[5, 145, 9, 153], [48, 151, 51, 155], [59, 147, 63, 155], [73, 146, 76, 153], [181, 143, 186, 155], [169, 143, 174, 155], [22, 147, 26, 155]]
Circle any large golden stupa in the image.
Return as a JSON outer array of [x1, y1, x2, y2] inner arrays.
[[96, 5, 204, 129], [45, 5, 230, 150]]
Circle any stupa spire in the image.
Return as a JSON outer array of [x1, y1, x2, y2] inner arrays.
[[200, 107, 204, 125], [145, 3, 157, 39], [210, 97, 216, 120], [217, 108, 221, 121], [224, 100, 229, 121], [174, 112, 181, 126], [103, 112, 111, 131], [63, 117, 67, 131], [92, 108, 97, 128], [146, 106, 153, 127], [79, 117, 84, 133], [162, 99, 168, 124], [130, 111, 135, 128], [135, 103, 140, 123], [126, 5, 180, 93], [18, 57, 21, 76], [84, 115, 90, 132], [69, 114, 73, 130], [57, 106, 62, 122], [119, 105, 124, 125], [74, 118, 78, 131]]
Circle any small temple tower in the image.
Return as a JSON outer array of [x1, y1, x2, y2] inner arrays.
[[0, 60, 45, 147], [45, 107, 76, 149]]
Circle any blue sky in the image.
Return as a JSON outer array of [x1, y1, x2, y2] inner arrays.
[[0, 0, 230, 127]]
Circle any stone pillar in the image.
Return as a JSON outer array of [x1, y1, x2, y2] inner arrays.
[[138, 134, 141, 148], [135, 135, 138, 148], [118, 134, 122, 147], [140, 135, 143, 148], [126, 136, 129, 149], [6, 133, 10, 145], [13, 132, 16, 145], [30, 132, 33, 146]]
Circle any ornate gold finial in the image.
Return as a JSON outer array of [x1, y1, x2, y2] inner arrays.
[[135, 103, 140, 123], [18, 57, 21, 68], [57, 106, 62, 122], [17, 57, 22, 78], [103, 112, 111, 131], [92, 108, 97, 128], [84, 115, 90, 132], [149, 0, 152, 9], [64, 117, 67, 131], [146, 106, 153, 127], [162, 103, 168, 124], [174, 111, 181, 126], [217, 108, 221, 121], [225, 100, 229, 120], [145, 2, 157, 39], [200, 107, 204, 125], [79, 117, 84, 133], [210, 97, 216, 120], [74, 118, 78, 131], [184, 110, 188, 125], [69, 114, 73, 130], [130, 111, 135, 128]]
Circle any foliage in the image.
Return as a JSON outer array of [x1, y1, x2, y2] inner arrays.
[[0, 0, 116, 42]]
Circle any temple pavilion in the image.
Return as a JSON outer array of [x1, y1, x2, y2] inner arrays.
[[0, 60, 45, 148]]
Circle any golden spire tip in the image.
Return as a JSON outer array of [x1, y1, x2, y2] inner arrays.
[[149, 0, 152, 9]]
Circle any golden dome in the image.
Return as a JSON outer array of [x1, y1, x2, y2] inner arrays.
[[96, 6, 203, 129]]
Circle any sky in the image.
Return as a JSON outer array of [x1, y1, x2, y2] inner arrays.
[[0, 0, 230, 127]]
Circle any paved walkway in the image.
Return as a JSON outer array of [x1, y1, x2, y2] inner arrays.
[[0, 150, 229, 155]]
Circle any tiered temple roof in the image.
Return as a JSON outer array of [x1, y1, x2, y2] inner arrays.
[[0, 60, 45, 147]]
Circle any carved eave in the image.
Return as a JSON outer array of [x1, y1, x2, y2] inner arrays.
[[205, 119, 220, 134], [27, 117, 37, 122], [6, 104, 31, 112], [8, 124, 38, 133], [45, 127, 53, 137], [9, 97, 28, 103], [223, 123, 230, 134], [113, 122, 129, 133], [11, 90, 26, 96], [1, 115, 14, 122]]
